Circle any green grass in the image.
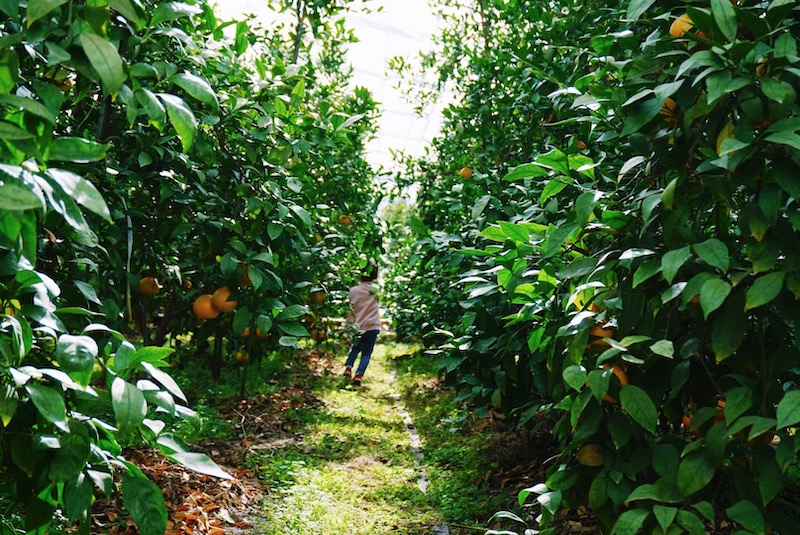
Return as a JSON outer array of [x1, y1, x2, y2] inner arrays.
[[251, 342, 524, 534]]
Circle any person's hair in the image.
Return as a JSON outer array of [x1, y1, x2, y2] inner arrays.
[[360, 259, 378, 282]]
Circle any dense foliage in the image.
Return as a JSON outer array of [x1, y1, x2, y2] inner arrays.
[[0, 0, 380, 532], [390, 0, 800, 532]]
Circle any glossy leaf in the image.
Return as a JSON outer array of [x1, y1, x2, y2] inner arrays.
[[26, 383, 67, 431], [661, 246, 691, 285], [776, 390, 800, 429], [169, 452, 231, 479], [744, 271, 785, 311], [157, 93, 197, 152], [619, 385, 657, 434], [710, 0, 737, 41], [56, 334, 97, 387], [121, 474, 167, 535], [677, 452, 715, 496], [171, 73, 218, 109], [700, 278, 731, 319], [79, 33, 125, 96], [726, 501, 764, 533], [111, 378, 147, 435], [26, 0, 68, 26], [692, 239, 729, 273]]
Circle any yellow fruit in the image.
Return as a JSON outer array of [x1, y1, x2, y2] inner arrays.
[[458, 166, 473, 179], [139, 276, 160, 296], [669, 13, 704, 39], [315, 233, 323, 243], [659, 97, 678, 124], [193, 294, 220, 319], [211, 286, 237, 312], [576, 444, 604, 466], [601, 363, 628, 404]]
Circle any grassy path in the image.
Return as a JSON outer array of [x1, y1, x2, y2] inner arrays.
[[248, 342, 521, 534]]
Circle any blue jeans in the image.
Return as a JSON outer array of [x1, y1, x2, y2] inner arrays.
[[345, 330, 379, 376]]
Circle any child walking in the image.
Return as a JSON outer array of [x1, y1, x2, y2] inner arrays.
[[343, 260, 381, 386]]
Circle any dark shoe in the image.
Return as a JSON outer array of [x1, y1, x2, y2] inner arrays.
[[352, 374, 362, 386]]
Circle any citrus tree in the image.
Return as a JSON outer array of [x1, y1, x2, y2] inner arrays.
[[0, 0, 381, 532], [392, 0, 800, 532]]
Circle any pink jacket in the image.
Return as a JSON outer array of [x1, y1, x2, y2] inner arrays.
[[346, 281, 381, 332]]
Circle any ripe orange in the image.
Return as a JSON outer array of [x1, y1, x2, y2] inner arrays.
[[241, 327, 250, 338], [235, 350, 249, 363], [601, 362, 628, 404], [682, 413, 700, 436], [338, 214, 353, 226], [659, 97, 678, 124], [181, 279, 193, 290], [308, 291, 325, 305], [756, 57, 768, 77], [458, 166, 473, 179], [315, 233, 323, 243], [669, 13, 704, 39], [211, 286, 237, 312], [193, 294, 220, 319], [577, 140, 588, 150], [241, 264, 252, 287], [255, 327, 269, 339], [139, 276, 160, 296]]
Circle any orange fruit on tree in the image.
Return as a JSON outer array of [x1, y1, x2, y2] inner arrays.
[[181, 279, 193, 290], [601, 362, 628, 404], [193, 294, 220, 319], [241, 327, 250, 338], [669, 13, 705, 39], [308, 291, 325, 305], [211, 286, 237, 312], [577, 140, 588, 150], [659, 97, 678, 124], [255, 327, 269, 339], [235, 350, 249, 363], [139, 276, 160, 296], [338, 214, 353, 226], [458, 166, 473, 179], [241, 264, 252, 287]]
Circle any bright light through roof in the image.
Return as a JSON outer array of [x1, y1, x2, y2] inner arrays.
[[212, 0, 448, 172]]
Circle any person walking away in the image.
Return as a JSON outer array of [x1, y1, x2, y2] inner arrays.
[[343, 261, 380, 386]]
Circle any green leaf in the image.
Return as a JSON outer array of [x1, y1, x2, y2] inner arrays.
[[562, 365, 587, 391], [157, 93, 197, 152], [726, 501, 764, 533], [45, 169, 111, 221], [711, 0, 737, 41], [111, 378, 147, 435], [109, 0, 141, 26], [169, 452, 231, 479], [26, 0, 68, 26], [0, 49, 19, 95], [627, 0, 656, 21], [653, 504, 677, 531], [49, 422, 90, 482], [633, 259, 661, 288], [540, 179, 569, 204], [0, 384, 19, 427], [762, 78, 789, 104], [676, 510, 707, 535], [141, 362, 186, 403], [503, 163, 549, 181], [661, 246, 691, 285], [277, 304, 307, 320], [79, 33, 125, 96], [692, 238, 729, 273], [619, 385, 657, 434], [612, 508, 649, 535], [47, 137, 110, 163], [711, 292, 746, 362], [498, 221, 530, 243], [121, 474, 167, 535], [0, 121, 35, 140], [56, 334, 97, 387], [151, 2, 202, 25], [136, 89, 166, 130], [170, 73, 218, 109], [776, 390, 800, 429], [64, 472, 93, 521], [745, 271, 785, 311], [277, 321, 309, 337], [677, 451, 715, 496], [131, 346, 173, 364], [724, 387, 753, 424], [649, 340, 674, 359], [0, 94, 56, 123], [26, 383, 67, 431], [700, 278, 731, 319]]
